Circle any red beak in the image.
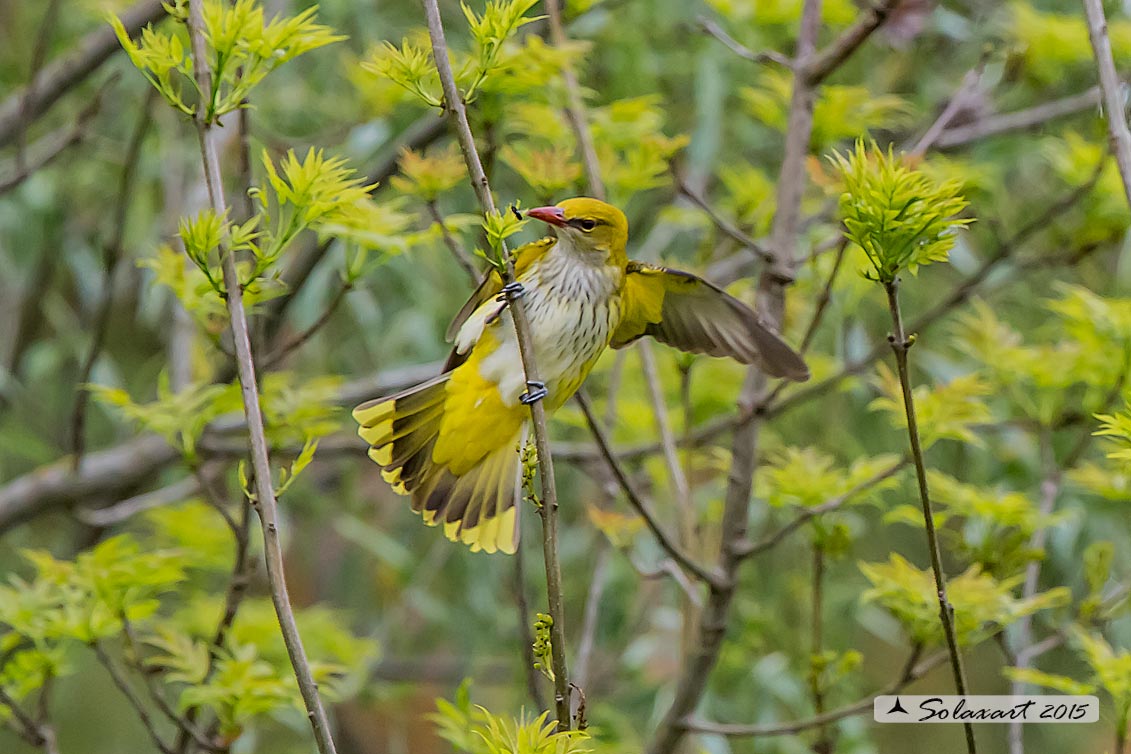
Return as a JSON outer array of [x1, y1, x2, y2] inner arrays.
[[526, 206, 567, 227]]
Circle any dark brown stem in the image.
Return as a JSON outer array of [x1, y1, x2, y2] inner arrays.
[[419, 0, 569, 729], [698, 17, 792, 68], [799, 0, 897, 86], [184, 4, 338, 752], [685, 647, 945, 737], [93, 641, 174, 754], [261, 282, 354, 370], [575, 391, 719, 587], [883, 278, 976, 754], [426, 200, 480, 284], [0, 685, 57, 753], [809, 543, 831, 754]]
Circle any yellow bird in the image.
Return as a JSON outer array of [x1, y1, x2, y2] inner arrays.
[[353, 197, 809, 554]]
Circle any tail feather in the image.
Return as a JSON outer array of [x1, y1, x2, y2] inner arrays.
[[353, 375, 523, 555]]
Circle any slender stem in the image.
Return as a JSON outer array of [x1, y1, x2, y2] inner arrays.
[[697, 16, 792, 68], [883, 278, 976, 754], [685, 647, 945, 737], [513, 542, 548, 711], [93, 642, 174, 754], [545, 0, 604, 200], [0, 685, 55, 752], [575, 392, 719, 587], [1082, 0, 1131, 210], [184, 5, 338, 753], [572, 539, 610, 692], [418, 0, 569, 728], [809, 542, 833, 753], [426, 200, 480, 284]]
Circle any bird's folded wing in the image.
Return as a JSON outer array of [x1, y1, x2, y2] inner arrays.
[[610, 262, 810, 381]]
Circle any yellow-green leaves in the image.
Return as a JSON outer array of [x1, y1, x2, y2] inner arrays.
[[361, 0, 543, 108], [743, 72, 910, 151], [89, 377, 241, 461], [869, 366, 991, 449], [391, 145, 468, 201], [110, 0, 340, 123], [531, 612, 555, 682], [833, 140, 971, 284], [479, 206, 529, 272], [501, 144, 583, 202], [860, 554, 1069, 646], [432, 686, 594, 754], [0, 536, 186, 646]]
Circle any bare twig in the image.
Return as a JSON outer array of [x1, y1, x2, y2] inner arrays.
[[261, 281, 354, 370], [1082, 0, 1131, 209], [572, 540, 610, 693], [698, 17, 791, 68], [0, 95, 101, 195], [76, 475, 201, 526], [545, 0, 605, 199], [575, 391, 719, 588], [419, 0, 570, 728], [799, 0, 897, 86], [647, 3, 824, 751], [93, 642, 174, 754], [0, 0, 166, 146], [185, 4, 338, 752], [909, 61, 987, 157], [674, 170, 773, 263], [426, 200, 480, 284], [0, 685, 57, 753], [685, 647, 946, 737], [884, 278, 976, 754], [936, 87, 1103, 150], [738, 458, 908, 558]]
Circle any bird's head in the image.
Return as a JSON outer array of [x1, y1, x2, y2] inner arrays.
[[526, 197, 628, 264]]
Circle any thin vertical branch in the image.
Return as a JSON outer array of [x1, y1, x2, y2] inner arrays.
[[418, 0, 569, 729], [647, 3, 824, 752], [808, 542, 831, 754], [513, 542, 548, 711], [545, 0, 604, 200], [883, 278, 976, 754], [184, 5, 338, 754], [1082, 0, 1131, 210]]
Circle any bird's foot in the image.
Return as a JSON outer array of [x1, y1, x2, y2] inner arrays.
[[520, 380, 548, 405], [495, 281, 525, 303]]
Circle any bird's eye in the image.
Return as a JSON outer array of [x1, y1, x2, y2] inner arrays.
[[578, 219, 597, 231]]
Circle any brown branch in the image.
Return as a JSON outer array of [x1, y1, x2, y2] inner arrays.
[[419, 0, 570, 728], [647, 2, 821, 751], [0, 685, 57, 753], [575, 391, 720, 587], [261, 281, 354, 370], [799, 0, 898, 86], [426, 200, 480, 284], [908, 60, 988, 158], [0, 0, 166, 147], [185, 4, 338, 752], [935, 87, 1103, 150], [93, 641, 174, 754], [0, 91, 102, 195], [545, 0, 605, 200], [684, 647, 946, 737], [698, 17, 791, 68], [737, 458, 908, 558], [674, 169, 773, 263], [512, 543, 548, 711], [0, 362, 434, 533], [1083, 0, 1131, 210]]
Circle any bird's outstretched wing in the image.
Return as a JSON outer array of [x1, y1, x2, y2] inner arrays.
[[611, 261, 810, 381]]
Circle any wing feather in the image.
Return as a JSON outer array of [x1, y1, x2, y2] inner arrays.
[[611, 262, 810, 381]]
